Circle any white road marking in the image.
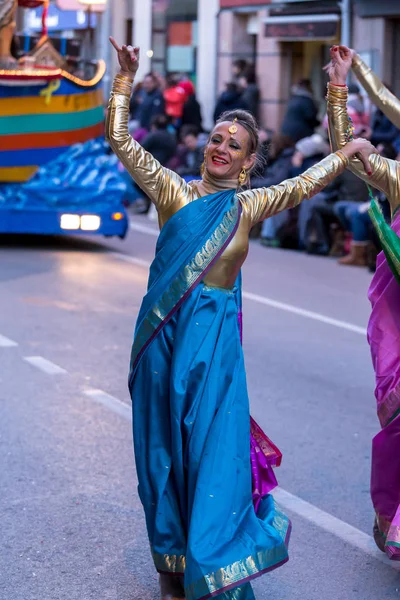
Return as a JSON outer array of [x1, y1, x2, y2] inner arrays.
[[112, 252, 367, 336], [130, 222, 159, 237], [110, 252, 151, 269], [83, 388, 132, 420], [242, 291, 367, 336], [83, 385, 397, 568], [274, 488, 399, 569], [0, 334, 18, 347], [24, 356, 67, 375]]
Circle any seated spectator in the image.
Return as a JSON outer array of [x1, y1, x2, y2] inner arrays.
[[370, 93, 400, 146], [307, 169, 369, 256], [142, 115, 177, 166], [213, 82, 248, 122], [335, 143, 396, 266], [280, 79, 319, 143], [121, 115, 177, 214], [180, 79, 203, 132], [171, 125, 204, 180], [259, 133, 329, 249]]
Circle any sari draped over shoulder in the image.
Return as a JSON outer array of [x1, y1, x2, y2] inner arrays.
[[128, 190, 291, 599], [368, 209, 400, 560]]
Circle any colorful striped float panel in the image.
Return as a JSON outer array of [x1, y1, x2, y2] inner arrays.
[[0, 64, 106, 182]]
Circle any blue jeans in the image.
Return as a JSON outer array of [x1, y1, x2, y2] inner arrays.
[[261, 209, 289, 239], [334, 201, 370, 242]]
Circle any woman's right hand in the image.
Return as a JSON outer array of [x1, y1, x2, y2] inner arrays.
[[324, 45, 352, 85], [341, 138, 377, 175], [109, 37, 140, 79]]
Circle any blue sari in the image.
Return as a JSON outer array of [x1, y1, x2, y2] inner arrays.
[[128, 190, 291, 600]]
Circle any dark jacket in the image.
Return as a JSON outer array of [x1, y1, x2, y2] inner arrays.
[[141, 130, 177, 166], [132, 89, 165, 130], [250, 148, 294, 189], [213, 89, 248, 122], [281, 87, 319, 142], [176, 145, 204, 177], [241, 84, 260, 121], [371, 109, 400, 146], [182, 96, 203, 131], [322, 169, 370, 204]]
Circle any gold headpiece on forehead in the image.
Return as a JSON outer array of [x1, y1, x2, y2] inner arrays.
[[228, 118, 238, 135]]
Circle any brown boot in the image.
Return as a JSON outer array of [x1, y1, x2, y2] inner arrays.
[[338, 242, 367, 266], [160, 574, 185, 599]]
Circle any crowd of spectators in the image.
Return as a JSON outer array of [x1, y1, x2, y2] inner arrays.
[[119, 58, 400, 272]]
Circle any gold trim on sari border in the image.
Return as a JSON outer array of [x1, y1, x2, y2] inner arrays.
[[185, 505, 290, 600], [153, 551, 186, 574], [130, 202, 239, 372], [377, 384, 400, 428]]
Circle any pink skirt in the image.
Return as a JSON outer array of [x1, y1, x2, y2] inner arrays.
[[368, 210, 400, 559]]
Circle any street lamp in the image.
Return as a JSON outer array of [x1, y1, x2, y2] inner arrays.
[[77, 0, 106, 56]]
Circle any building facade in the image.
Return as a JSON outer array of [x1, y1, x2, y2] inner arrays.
[[102, 0, 400, 130]]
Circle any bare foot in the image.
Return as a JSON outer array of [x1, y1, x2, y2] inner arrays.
[[160, 574, 185, 599]]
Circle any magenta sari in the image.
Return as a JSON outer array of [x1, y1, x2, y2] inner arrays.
[[368, 209, 400, 559]]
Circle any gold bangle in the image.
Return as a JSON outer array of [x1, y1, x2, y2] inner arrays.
[[115, 73, 134, 84]]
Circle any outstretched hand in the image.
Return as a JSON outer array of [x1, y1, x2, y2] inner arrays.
[[109, 37, 140, 78], [341, 137, 377, 175], [323, 45, 353, 85]]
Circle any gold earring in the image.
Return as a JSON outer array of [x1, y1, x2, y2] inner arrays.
[[238, 167, 247, 186]]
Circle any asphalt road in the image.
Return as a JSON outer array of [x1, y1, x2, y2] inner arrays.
[[1, 217, 400, 600]]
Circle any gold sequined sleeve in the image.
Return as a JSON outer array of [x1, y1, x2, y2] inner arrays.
[[238, 151, 348, 225], [105, 74, 190, 214], [352, 54, 400, 128], [326, 82, 400, 215]]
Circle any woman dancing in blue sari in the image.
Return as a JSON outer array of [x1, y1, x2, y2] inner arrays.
[[106, 40, 375, 600]]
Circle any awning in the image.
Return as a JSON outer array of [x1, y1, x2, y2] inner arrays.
[[264, 13, 340, 40]]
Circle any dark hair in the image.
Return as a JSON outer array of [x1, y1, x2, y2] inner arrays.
[[348, 83, 361, 95], [216, 109, 259, 156], [243, 65, 257, 85], [151, 114, 168, 130], [166, 73, 180, 87], [144, 72, 159, 84], [298, 78, 313, 92], [180, 124, 199, 139], [233, 58, 248, 72], [378, 142, 397, 160]]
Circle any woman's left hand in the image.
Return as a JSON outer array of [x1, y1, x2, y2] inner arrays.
[[324, 45, 352, 85]]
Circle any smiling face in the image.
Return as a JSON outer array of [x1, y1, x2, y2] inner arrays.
[[205, 121, 256, 181]]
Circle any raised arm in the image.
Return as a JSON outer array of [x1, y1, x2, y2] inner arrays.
[[326, 45, 400, 216], [105, 39, 191, 215], [352, 52, 400, 129], [239, 151, 348, 224]]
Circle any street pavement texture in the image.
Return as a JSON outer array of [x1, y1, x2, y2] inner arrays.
[[1, 216, 400, 600]]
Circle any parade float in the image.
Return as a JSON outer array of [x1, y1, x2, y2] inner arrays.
[[0, 0, 128, 237]]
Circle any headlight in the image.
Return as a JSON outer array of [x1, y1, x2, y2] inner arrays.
[[60, 214, 80, 230], [80, 215, 101, 231]]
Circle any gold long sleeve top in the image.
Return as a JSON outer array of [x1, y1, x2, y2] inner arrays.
[[352, 54, 400, 129], [326, 83, 400, 217], [106, 75, 348, 289]]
